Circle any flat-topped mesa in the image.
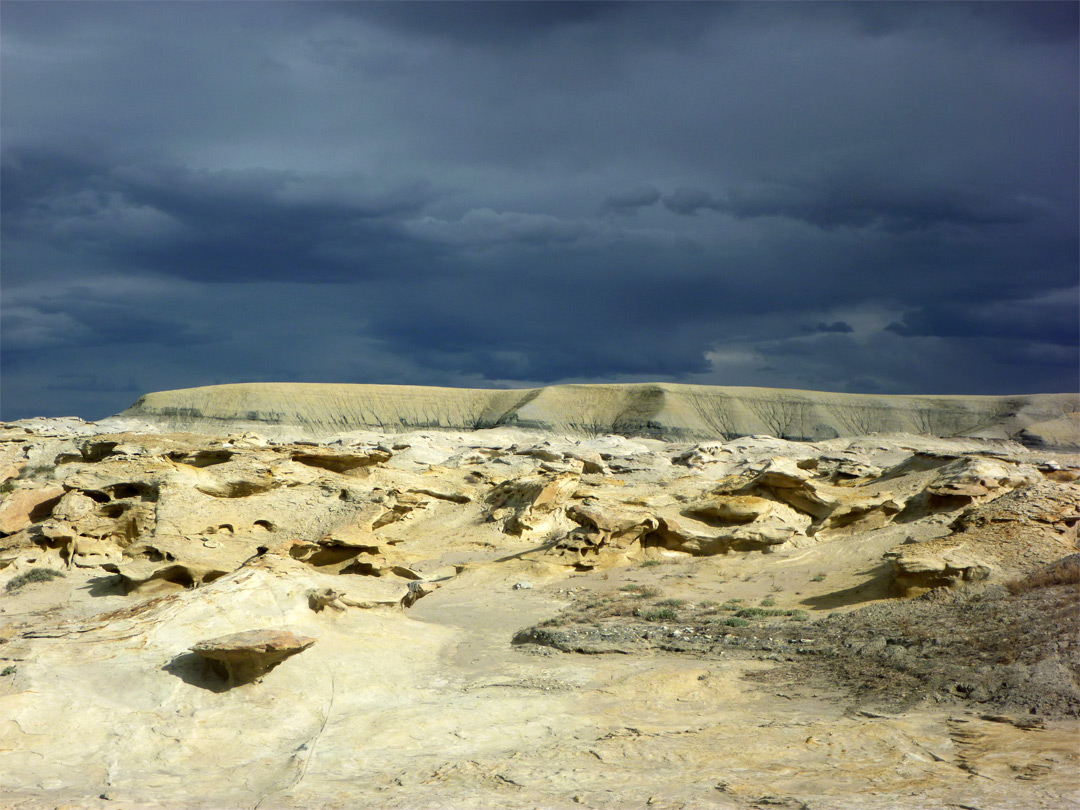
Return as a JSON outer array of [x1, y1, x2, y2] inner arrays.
[[116, 382, 1080, 449]]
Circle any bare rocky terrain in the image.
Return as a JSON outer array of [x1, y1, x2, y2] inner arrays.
[[1, 384, 1078, 809]]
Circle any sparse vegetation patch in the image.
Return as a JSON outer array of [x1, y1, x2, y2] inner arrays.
[[6, 568, 66, 593], [638, 607, 679, 622], [1006, 556, 1079, 595]]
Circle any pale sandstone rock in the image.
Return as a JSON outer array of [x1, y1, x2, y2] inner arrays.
[[488, 472, 579, 537], [678, 493, 812, 550], [0, 484, 64, 534], [0, 442, 27, 484], [927, 456, 1041, 497], [1, 417, 1077, 810], [553, 501, 660, 566], [887, 480, 1080, 594], [190, 628, 316, 684]]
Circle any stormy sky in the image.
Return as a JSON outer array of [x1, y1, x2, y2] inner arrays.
[[2, 1, 1077, 420]]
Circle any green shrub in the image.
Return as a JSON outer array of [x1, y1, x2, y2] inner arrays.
[[1, 666, 14, 676], [810, 573, 826, 582], [622, 587, 660, 600], [715, 617, 750, 627], [655, 598, 686, 608], [760, 597, 776, 607], [21, 464, 56, 480], [735, 607, 770, 619], [735, 607, 807, 620], [0, 481, 15, 495], [638, 607, 679, 622], [640, 559, 662, 568], [6, 568, 66, 593]]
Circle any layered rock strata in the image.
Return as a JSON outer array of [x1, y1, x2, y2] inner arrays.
[[115, 382, 1080, 449]]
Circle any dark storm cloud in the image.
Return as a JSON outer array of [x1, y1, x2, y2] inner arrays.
[[46, 374, 139, 394], [1, 1, 1077, 420], [886, 293, 1080, 346], [720, 173, 1040, 233], [603, 187, 661, 214], [663, 188, 722, 217], [665, 172, 1047, 232], [2, 279, 213, 359], [2, 148, 439, 283], [347, 1, 629, 45], [805, 322, 855, 335]]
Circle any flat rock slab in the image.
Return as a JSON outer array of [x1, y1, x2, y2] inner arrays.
[[190, 628, 316, 684]]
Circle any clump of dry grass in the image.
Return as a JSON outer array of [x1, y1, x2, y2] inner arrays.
[[6, 568, 66, 592], [1005, 555, 1079, 595]]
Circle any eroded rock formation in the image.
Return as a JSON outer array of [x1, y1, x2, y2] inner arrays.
[[190, 628, 316, 685], [0, 412, 1077, 810]]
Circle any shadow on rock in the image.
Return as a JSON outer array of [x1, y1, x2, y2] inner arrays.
[[83, 574, 127, 597], [800, 563, 894, 610], [163, 651, 231, 693]]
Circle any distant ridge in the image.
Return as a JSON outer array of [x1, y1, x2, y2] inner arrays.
[[118, 382, 1079, 449]]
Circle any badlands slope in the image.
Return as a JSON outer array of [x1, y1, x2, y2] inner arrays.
[[0, 386, 1078, 809], [119, 382, 1080, 449]]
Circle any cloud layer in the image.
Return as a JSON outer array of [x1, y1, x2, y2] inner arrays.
[[2, 2, 1076, 419]]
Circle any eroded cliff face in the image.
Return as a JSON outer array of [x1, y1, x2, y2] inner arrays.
[[0, 419, 1077, 810], [115, 381, 1080, 449]]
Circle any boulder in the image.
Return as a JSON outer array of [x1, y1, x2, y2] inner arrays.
[[927, 457, 1040, 498], [190, 629, 316, 685]]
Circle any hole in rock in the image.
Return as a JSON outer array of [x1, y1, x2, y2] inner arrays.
[[341, 561, 381, 577], [684, 508, 758, 528], [81, 442, 120, 462], [290, 545, 361, 567], [107, 483, 157, 502], [292, 454, 374, 475], [170, 450, 234, 468], [197, 481, 278, 498], [252, 520, 273, 532], [157, 566, 196, 589], [895, 492, 974, 523]]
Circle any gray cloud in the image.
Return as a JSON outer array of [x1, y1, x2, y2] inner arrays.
[[805, 322, 855, 335], [886, 292, 1080, 346], [1, 1, 1076, 419], [720, 172, 1042, 233], [663, 188, 722, 216], [603, 186, 662, 214]]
